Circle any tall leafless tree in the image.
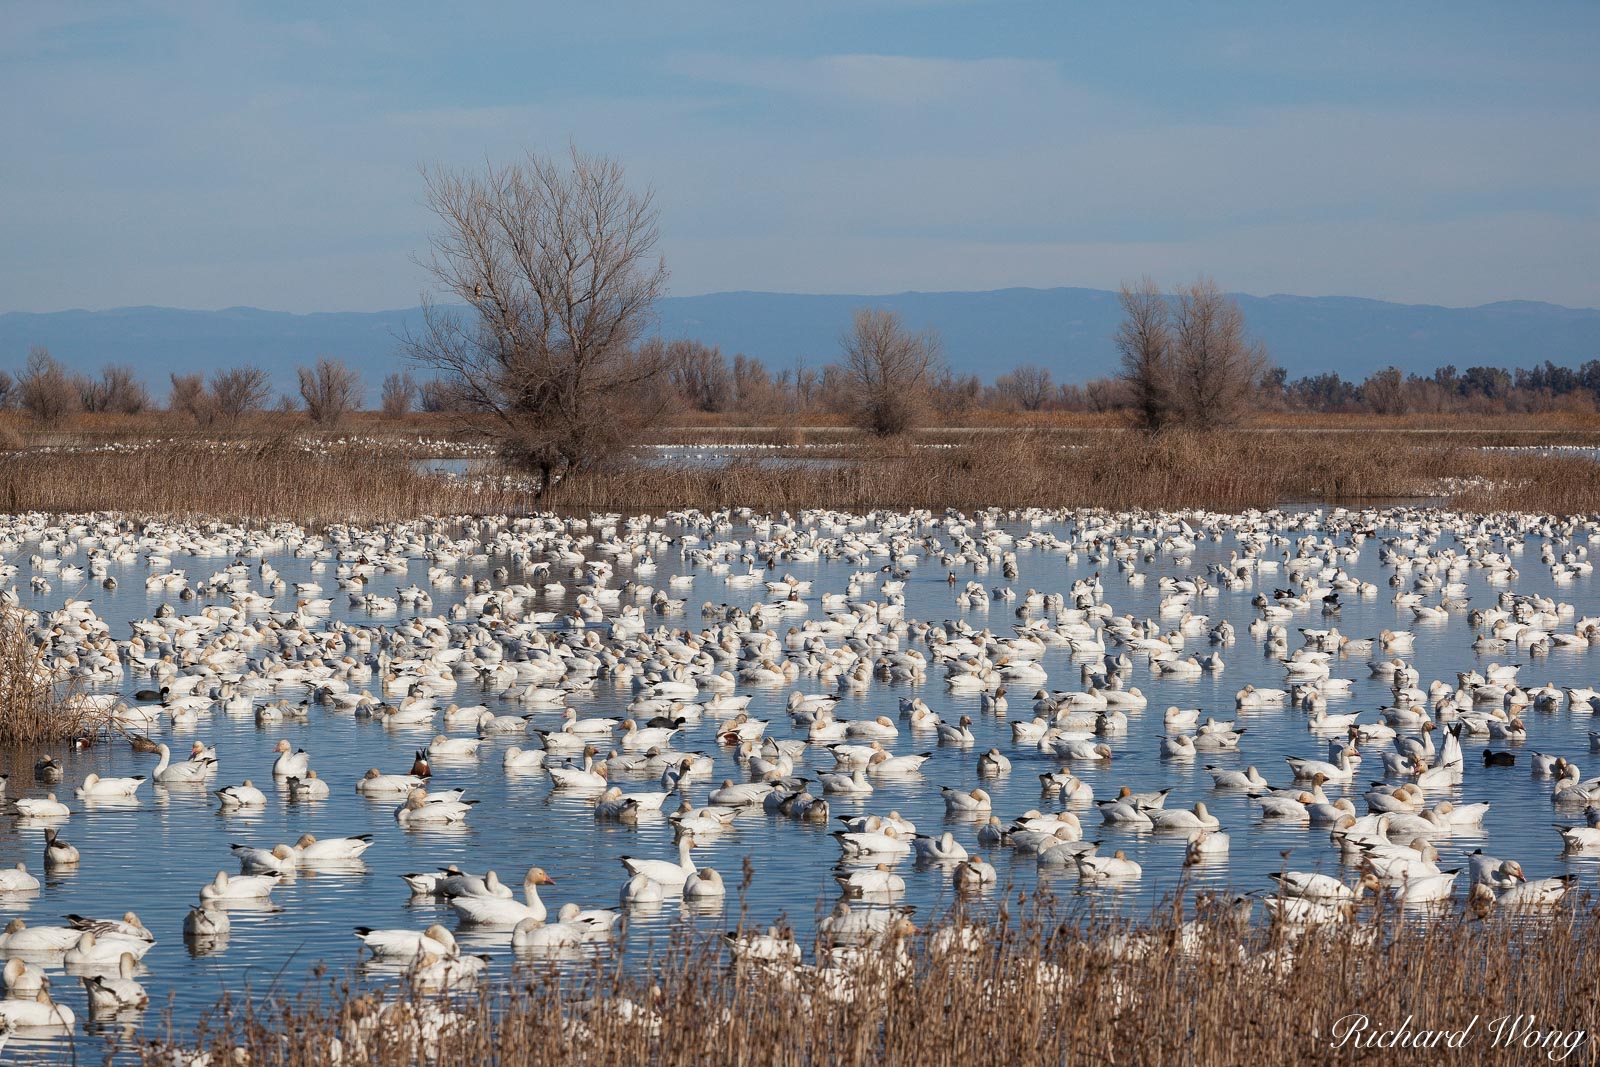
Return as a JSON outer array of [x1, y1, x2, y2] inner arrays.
[[298, 357, 361, 425], [992, 364, 1055, 411], [209, 366, 272, 424], [1114, 277, 1174, 431], [169, 372, 215, 426], [840, 308, 942, 436], [731, 353, 778, 416], [77, 364, 149, 414], [406, 145, 670, 494], [928, 371, 982, 420], [418, 378, 466, 413], [17, 347, 78, 425], [1085, 377, 1131, 414], [381, 372, 416, 417], [1167, 278, 1268, 430], [1360, 367, 1408, 415], [651, 338, 733, 413]]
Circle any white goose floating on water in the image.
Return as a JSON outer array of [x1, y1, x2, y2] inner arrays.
[[6, 499, 1600, 1029]]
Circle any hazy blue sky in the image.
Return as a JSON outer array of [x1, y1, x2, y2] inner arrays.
[[4, 2, 1597, 312]]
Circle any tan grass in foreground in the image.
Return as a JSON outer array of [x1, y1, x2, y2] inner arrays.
[[141, 904, 1596, 1066]]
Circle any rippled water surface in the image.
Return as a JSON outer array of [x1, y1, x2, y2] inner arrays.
[[1, 506, 1598, 1061]]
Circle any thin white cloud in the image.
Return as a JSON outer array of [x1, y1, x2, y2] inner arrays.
[[1, 11, 1595, 313], [666, 52, 1070, 108]]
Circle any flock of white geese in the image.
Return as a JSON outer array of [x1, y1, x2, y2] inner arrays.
[[0, 505, 1598, 1051]]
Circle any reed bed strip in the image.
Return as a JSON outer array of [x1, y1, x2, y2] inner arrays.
[[2, 432, 1597, 519], [0, 443, 528, 526], [0, 608, 98, 744], [141, 906, 1598, 1066]]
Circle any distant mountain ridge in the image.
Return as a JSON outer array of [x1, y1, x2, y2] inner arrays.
[[3, 289, 1597, 400]]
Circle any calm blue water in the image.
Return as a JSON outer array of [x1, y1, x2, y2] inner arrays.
[[0, 505, 1597, 1061]]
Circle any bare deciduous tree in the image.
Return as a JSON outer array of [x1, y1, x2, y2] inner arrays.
[[653, 339, 732, 413], [840, 308, 942, 436], [17, 347, 79, 425], [1360, 367, 1408, 415], [1084, 377, 1131, 414], [418, 378, 466, 413], [407, 145, 670, 494], [209, 366, 272, 423], [1168, 278, 1268, 430], [381, 372, 416, 417], [731, 354, 777, 417], [1114, 277, 1174, 431], [169, 372, 215, 426], [0, 369, 16, 410], [77, 363, 149, 414], [298, 357, 361, 425], [929, 371, 981, 420], [992, 364, 1054, 411]]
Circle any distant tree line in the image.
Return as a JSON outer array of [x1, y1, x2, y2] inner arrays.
[[0, 347, 390, 427], [5, 341, 1593, 432], [1264, 361, 1600, 415]]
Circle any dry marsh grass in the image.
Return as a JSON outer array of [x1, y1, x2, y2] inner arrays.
[[141, 904, 1598, 1066], [1, 430, 1597, 520], [0, 441, 524, 525], [547, 432, 1485, 512], [0, 608, 98, 744]]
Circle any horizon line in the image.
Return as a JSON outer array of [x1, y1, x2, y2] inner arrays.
[[3, 286, 1596, 319]]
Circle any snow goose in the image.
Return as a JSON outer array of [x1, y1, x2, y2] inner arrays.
[[150, 743, 215, 784], [270, 739, 310, 779], [953, 856, 998, 888], [353, 924, 457, 960], [450, 868, 557, 925], [940, 786, 991, 814], [1496, 874, 1576, 908], [183, 903, 230, 937], [0, 988, 76, 1030], [935, 715, 976, 745], [81, 953, 150, 1012], [75, 773, 145, 799], [1075, 847, 1142, 880], [977, 748, 1011, 776], [292, 833, 374, 863], [682, 868, 726, 900], [199, 871, 280, 902], [286, 772, 331, 800], [43, 828, 79, 868], [231, 843, 297, 875], [215, 780, 267, 809], [502, 746, 547, 772], [395, 789, 476, 827], [835, 864, 906, 899], [831, 825, 911, 858], [913, 831, 969, 863], [620, 837, 697, 886], [1148, 802, 1219, 831], [0, 863, 40, 893], [0, 918, 83, 953]]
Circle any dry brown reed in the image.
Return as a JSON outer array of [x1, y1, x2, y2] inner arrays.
[[1, 430, 1597, 521], [546, 431, 1485, 512], [0, 608, 97, 744], [141, 903, 1599, 1066], [0, 441, 528, 526]]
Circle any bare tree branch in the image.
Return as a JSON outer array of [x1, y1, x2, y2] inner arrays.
[[839, 308, 942, 436], [405, 146, 670, 494]]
